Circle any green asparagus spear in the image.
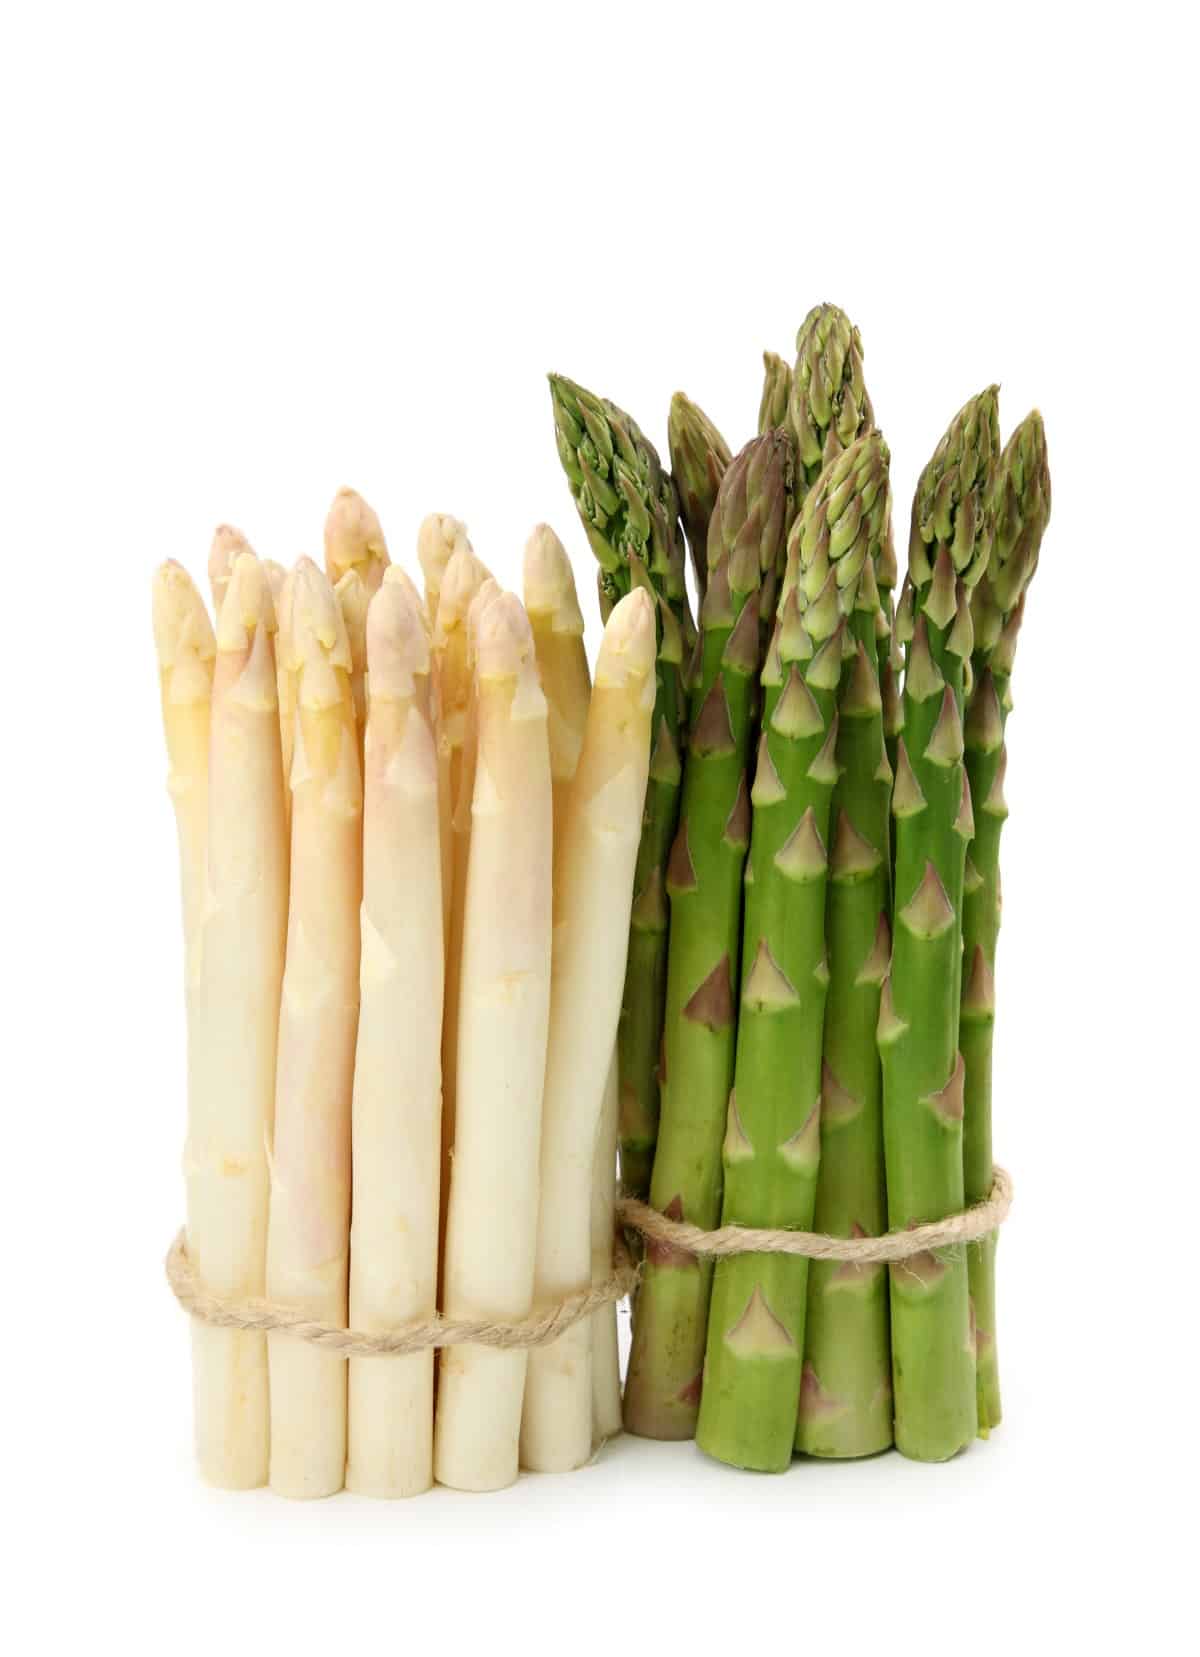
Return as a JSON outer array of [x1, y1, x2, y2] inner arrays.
[[695, 446, 867, 1471], [788, 304, 875, 493], [795, 433, 896, 1458], [549, 373, 688, 1201], [624, 431, 793, 1439], [668, 392, 732, 606], [881, 386, 1000, 1462], [962, 410, 1050, 1434], [758, 351, 792, 436]]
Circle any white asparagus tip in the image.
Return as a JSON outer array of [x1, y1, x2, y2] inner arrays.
[[466, 576, 502, 668], [595, 587, 656, 704], [217, 551, 277, 652], [152, 560, 216, 675], [367, 576, 431, 700], [417, 512, 471, 595], [324, 487, 389, 590], [334, 568, 370, 672], [382, 564, 431, 637], [434, 544, 495, 644], [522, 524, 585, 635], [208, 524, 254, 610], [263, 559, 289, 605], [475, 590, 543, 699], [287, 556, 353, 698]]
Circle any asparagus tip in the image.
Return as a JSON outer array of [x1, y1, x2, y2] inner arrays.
[[216, 551, 276, 652], [522, 524, 584, 634], [595, 586, 655, 699], [324, 486, 389, 593], [367, 572, 431, 699], [152, 560, 216, 672]]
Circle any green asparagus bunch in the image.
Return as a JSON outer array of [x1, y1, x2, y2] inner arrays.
[[880, 386, 1000, 1462], [961, 410, 1050, 1433], [696, 438, 888, 1470], [668, 392, 732, 606], [795, 432, 896, 1459], [549, 373, 691, 1201], [624, 430, 793, 1439]]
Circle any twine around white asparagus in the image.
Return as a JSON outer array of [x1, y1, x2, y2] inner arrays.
[[617, 1166, 1013, 1264], [164, 1168, 1011, 1355]]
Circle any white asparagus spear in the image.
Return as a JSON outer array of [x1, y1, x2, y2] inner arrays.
[[590, 1050, 624, 1443], [182, 552, 291, 1487], [346, 578, 443, 1498], [521, 525, 620, 1432], [266, 558, 363, 1499], [433, 545, 494, 1254], [263, 558, 289, 609], [275, 565, 297, 827], [520, 589, 655, 1472], [324, 486, 390, 596], [434, 594, 553, 1492], [417, 512, 471, 628], [207, 524, 254, 617], [334, 568, 369, 745]]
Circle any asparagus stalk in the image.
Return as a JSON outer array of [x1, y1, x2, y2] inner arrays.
[[346, 572, 444, 1498], [881, 386, 1000, 1462], [695, 455, 850, 1470], [625, 431, 791, 1440], [794, 434, 895, 1458], [549, 372, 688, 1202], [433, 543, 495, 1262], [417, 512, 471, 628], [668, 391, 732, 603], [334, 568, 369, 746], [324, 486, 390, 596], [788, 303, 875, 495], [962, 410, 1050, 1433], [522, 590, 656, 1471], [434, 594, 553, 1492], [758, 351, 792, 436], [590, 1050, 623, 1442], [266, 558, 362, 1498], [206, 524, 253, 617], [263, 558, 288, 609]]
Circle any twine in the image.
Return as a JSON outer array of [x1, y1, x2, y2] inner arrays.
[[164, 1168, 1010, 1354]]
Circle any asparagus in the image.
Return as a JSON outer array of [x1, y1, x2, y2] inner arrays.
[[880, 386, 1000, 1461], [207, 524, 253, 617], [548, 372, 688, 1201], [962, 410, 1050, 1433], [695, 454, 848, 1470], [668, 391, 732, 603], [625, 431, 791, 1440], [346, 573, 443, 1498], [794, 434, 895, 1459], [434, 594, 553, 1492], [266, 558, 362, 1498], [522, 590, 656, 1471], [589, 1051, 623, 1442], [758, 351, 792, 436], [788, 303, 875, 494], [333, 568, 369, 747], [324, 486, 390, 596], [417, 512, 471, 628]]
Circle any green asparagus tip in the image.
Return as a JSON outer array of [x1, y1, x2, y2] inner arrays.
[[909, 385, 1002, 594], [970, 409, 1050, 662], [790, 303, 874, 479], [796, 431, 892, 622]]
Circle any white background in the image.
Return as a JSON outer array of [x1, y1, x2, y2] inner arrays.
[[2, 2, 1194, 1651]]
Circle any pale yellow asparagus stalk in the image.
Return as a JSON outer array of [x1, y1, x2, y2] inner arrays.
[[433, 544, 494, 1249], [334, 568, 369, 746], [434, 593, 553, 1492], [346, 577, 444, 1498], [520, 523, 622, 1439], [521, 589, 655, 1472], [275, 566, 297, 827], [324, 486, 390, 596], [207, 524, 253, 617], [196, 554, 289, 1486], [263, 559, 288, 609], [417, 512, 471, 627], [266, 558, 363, 1499], [590, 1051, 623, 1442]]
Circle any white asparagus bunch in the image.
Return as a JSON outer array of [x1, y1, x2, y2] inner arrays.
[[324, 486, 390, 595], [590, 1053, 623, 1442], [521, 526, 620, 1439], [417, 512, 471, 627], [346, 572, 444, 1498], [432, 543, 494, 1247], [266, 558, 363, 1499], [434, 592, 553, 1492], [207, 524, 253, 617], [519, 588, 655, 1472]]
